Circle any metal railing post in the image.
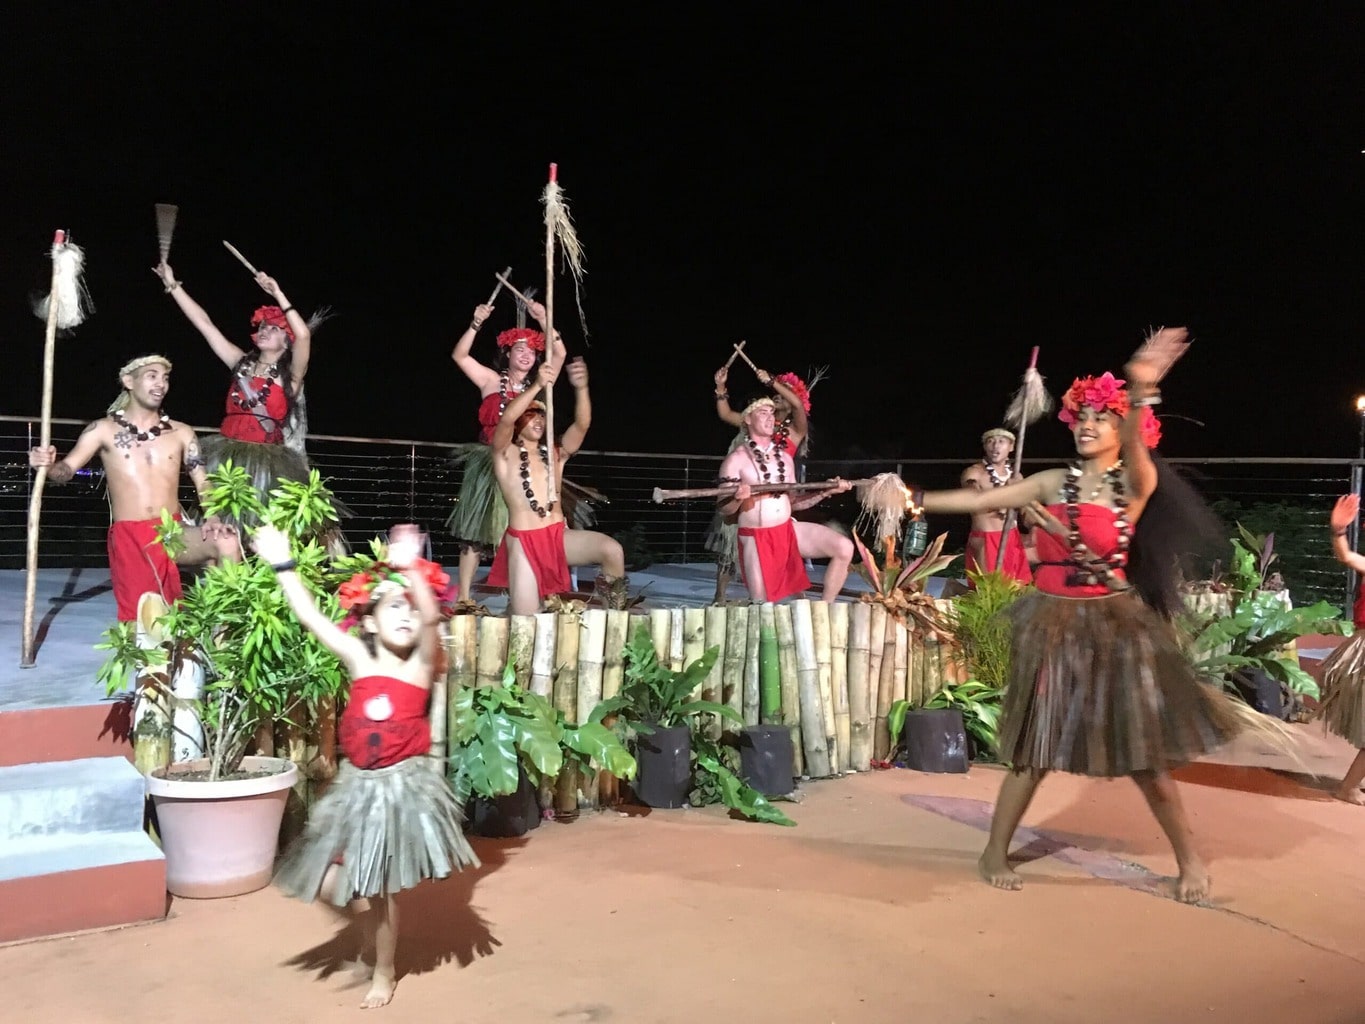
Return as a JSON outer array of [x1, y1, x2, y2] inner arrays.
[[682, 458, 690, 564]]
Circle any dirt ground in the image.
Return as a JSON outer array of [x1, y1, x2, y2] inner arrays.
[[6, 726, 1365, 1024]]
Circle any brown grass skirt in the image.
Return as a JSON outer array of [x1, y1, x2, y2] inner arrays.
[[1317, 630, 1365, 747], [274, 757, 480, 906], [999, 591, 1244, 777]]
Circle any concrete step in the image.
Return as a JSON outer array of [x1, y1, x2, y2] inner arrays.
[[0, 831, 165, 943], [0, 756, 146, 841]]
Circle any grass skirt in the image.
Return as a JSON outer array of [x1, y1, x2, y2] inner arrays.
[[274, 757, 480, 906], [1317, 631, 1365, 747], [999, 590, 1245, 776], [446, 443, 598, 553], [200, 434, 311, 529]]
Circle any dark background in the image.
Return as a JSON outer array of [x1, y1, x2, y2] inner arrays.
[[6, 6, 1365, 461]]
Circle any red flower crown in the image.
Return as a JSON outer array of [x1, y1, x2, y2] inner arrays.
[[497, 327, 546, 352], [251, 305, 296, 342], [336, 558, 455, 631], [774, 372, 812, 413], [1058, 372, 1162, 448]]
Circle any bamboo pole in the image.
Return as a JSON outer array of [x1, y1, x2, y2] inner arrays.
[[774, 603, 804, 776], [542, 165, 559, 506], [429, 657, 448, 775], [552, 609, 581, 818], [811, 601, 838, 773], [925, 636, 946, 701], [508, 614, 537, 689], [649, 609, 670, 663], [791, 600, 831, 778], [724, 604, 749, 724], [757, 603, 779, 725], [744, 601, 761, 724], [670, 608, 687, 673], [711, 604, 739, 733], [20, 232, 65, 668], [893, 619, 908, 709], [602, 610, 628, 700], [446, 618, 476, 782], [873, 607, 896, 760], [577, 609, 606, 809], [830, 602, 851, 773], [475, 615, 509, 688], [529, 612, 557, 698], [907, 630, 922, 707], [847, 602, 873, 771], [629, 612, 650, 643]]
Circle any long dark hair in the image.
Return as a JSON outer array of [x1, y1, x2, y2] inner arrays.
[[1128, 450, 1227, 619]]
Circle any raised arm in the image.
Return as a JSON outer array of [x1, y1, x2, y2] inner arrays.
[[1330, 495, 1365, 574], [385, 524, 442, 670], [765, 370, 809, 448], [29, 419, 107, 482], [713, 365, 743, 428], [490, 361, 556, 450], [154, 262, 247, 370], [526, 300, 568, 372], [559, 358, 591, 457], [920, 469, 1065, 517], [256, 273, 311, 388], [253, 525, 367, 670], [1120, 327, 1189, 505], [450, 303, 501, 391]]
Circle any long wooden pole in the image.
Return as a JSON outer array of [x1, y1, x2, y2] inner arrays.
[[21, 230, 65, 668], [994, 346, 1039, 573], [653, 478, 878, 503], [543, 163, 559, 506]]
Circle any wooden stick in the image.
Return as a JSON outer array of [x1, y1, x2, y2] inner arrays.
[[653, 478, 875, 503], [995, 346, 1040, 573], [542, 164, 559, 506], [830, 602, 851, 772], [732, 342, 761, 375], [529, 612, 557, 698], [495, 271, 534, 308], [222, 240, 259, 277], [847, 602, 873, 771], [21, 231, 65, 668], [487, 265, 513, 306], [774, 603, 804, 776], [791, 600, 831, 779], [721, 339, 747, 371]]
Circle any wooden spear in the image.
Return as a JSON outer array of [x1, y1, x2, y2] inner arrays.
[[653, 478, 877, 503], [994, 346, 1053, 573], [542, 164, 560, 505]]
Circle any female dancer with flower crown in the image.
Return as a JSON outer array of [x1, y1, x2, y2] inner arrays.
[[1314, 493, 1365, 803], [911, 328, 1247, 903], [257, 522, 478, 1009]]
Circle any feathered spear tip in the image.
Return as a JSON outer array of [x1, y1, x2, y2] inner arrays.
[[541, 172, 589, 341], [1004, 346, 1053, 429], [806, 365, 832, 392], [154, 203, 179, 263], [855, 472, 912, 543], [32, 234, 94, 330]]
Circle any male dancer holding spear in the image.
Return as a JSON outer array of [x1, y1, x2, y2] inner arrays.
[[959, 428, 1033, 586], [717, 397, 853, 603]]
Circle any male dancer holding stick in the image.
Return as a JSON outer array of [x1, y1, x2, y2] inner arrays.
[[717, 397, 853, 603], [960, 428, 1033, 586]]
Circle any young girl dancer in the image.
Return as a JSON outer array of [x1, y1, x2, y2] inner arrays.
[[257, 522, 479, 1008], [1315, 493, 1365, 803]]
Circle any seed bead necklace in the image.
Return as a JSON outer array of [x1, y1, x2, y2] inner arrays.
[[112, 411, 171, 443], [747, 436, 787, 484], [518, 440, 556, 518], [498, 370, 531, 417], [1062, 460, 1131, 589]]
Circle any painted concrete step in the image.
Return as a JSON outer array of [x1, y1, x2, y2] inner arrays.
[[0, 756, 145, 841], [0, 831, 165, 943]]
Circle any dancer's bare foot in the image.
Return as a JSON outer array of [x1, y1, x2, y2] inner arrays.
[[360, 971, 395, 1009], [1332, 784, 1365, 805], [978, 850, 1023, 890], [1174, 864, 1211, 904]]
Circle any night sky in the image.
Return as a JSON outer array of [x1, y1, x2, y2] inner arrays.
[[6, 8, 1365, 463]]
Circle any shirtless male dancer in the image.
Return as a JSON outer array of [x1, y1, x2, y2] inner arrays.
[[960, 427, 1033, 586]]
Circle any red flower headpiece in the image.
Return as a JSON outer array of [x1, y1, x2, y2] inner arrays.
[[251, 305, 296, 342], [497, 327, 546, 352], [774, 372, 812, 413], [1059, 372, 1162, 448], [336, 558, 455, 631]]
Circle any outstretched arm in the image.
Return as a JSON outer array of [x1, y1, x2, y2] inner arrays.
[[559, 358, 591, 456], [451, 303, 500, 391], [713, 366, 743, 427], [921, 469, 1064, 516], [29, 420, 106, 483], [154, 262, 247, 370], [256, 273, 311, 388], [253, 526, 367, 671], [790, 477, 851, 511], [490, 361, 557, 450], [386, 524, 442, 670], [1330, 495, 1365, 574]]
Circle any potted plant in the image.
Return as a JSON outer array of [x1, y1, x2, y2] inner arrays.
[[95, 463, 347, 898], [447, 663, 636, 836]]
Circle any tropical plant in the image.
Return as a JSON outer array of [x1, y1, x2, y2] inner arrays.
[[850, 529, 958, 632], [95, 463, 347, 781], [447, 663, 636, 805], [687, 727, 794, 827], [887, 678, 1005, 762], [940, 570, 1026, 690]]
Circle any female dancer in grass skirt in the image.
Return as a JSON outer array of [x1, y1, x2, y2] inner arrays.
[[1315, 494, 1365, 803], [916, 328, 1249, 904], [258, 523, 478, 1009]]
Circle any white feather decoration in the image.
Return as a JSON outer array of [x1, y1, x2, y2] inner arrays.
[[33, 236, 94, 329]]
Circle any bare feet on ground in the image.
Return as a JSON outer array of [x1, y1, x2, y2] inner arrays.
[[1332, 785, 1365, 806], [977, 850, 1023, 891], [361, 971, 395, 1009], [1174, 864, 1211, 905]]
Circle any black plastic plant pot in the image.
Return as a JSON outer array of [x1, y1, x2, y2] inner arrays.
[[902, 707, 970, 774], [634, 724, 692, 808], [739, 725, 795, 797], [469, 767, 542, 837]]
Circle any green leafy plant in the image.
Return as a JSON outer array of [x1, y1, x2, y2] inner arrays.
[[941, 570, 1026, 690], [95, 464, 347, 781], [688, 727, 794, 827], [888, 678, 1005, 762], [447, 663, 636, 806]]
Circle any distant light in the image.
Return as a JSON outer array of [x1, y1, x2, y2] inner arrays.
[[1355, 394, 1365, 413]]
